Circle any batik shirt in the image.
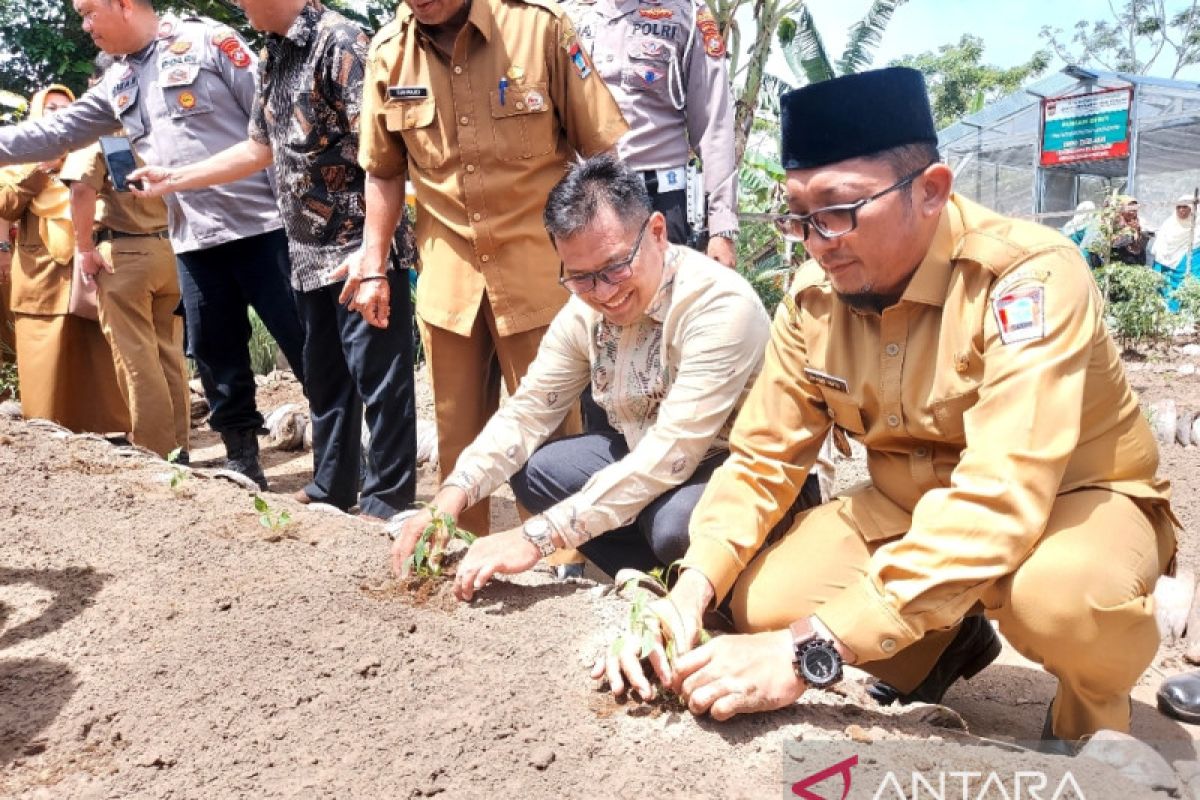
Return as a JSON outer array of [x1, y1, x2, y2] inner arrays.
[[444, 246, 770, 546], [250, 2, 415, 291]]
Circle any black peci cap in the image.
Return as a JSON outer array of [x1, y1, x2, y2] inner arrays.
[[780, 67, 938, 170]]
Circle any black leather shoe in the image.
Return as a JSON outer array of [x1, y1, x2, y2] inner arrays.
[[220, 428, 268, 490], [867, 615, 1002, 706], [1157, 671, 1200, 724]]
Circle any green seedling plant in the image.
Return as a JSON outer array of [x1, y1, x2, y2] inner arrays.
[[166, 447, 189, 491], [608, 562, 712, 704], [405, 502, 477, 579], [254, 494, 292, 531]]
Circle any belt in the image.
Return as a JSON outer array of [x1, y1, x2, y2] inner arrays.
[[94, 228, 169, 243], [641, 166, 687, 195]]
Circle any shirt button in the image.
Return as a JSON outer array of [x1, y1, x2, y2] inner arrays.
[[885, 343, 900, 356], [914, 447, 928, 458], [480, 254, 491, 263], [465, 164, 476, 173], [887, 414, 900, 427], [459, 115, 469, 125], [472, 212, 481, 221], [516, 101, 525, 110], [453, 65, 463, 74], [880, 638, 897, 653]]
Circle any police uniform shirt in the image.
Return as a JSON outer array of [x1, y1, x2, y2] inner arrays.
[[563, 0, 737, 235], [359, 0, 629, 338], [681, 194, 1173, 662], [0, 14, 281, 254]]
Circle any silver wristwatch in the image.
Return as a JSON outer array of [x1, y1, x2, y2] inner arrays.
[[522, 518, 556, 558]]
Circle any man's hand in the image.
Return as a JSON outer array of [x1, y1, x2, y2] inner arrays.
[[706, 235, 736, 268], [590, 568, 711, 701], [390, 507, 436, 577], [127, 166, 174, 198], [452, 527, 541, 601], [674, 629, 806, 720], [333, 249, 391, 329], [76, 248, 113, 285]]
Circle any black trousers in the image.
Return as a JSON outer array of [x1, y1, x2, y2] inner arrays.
[[509, 432, 729, 578], [295, 269, 416, 517], [176, 229, 306, 434]]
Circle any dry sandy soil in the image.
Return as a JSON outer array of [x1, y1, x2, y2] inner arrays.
[[2, 354, 1200, 799]]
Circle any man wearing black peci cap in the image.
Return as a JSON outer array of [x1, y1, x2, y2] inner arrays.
[[596, 67, 1177, 749]]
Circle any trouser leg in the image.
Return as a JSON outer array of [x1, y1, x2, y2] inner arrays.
[[985, 490, 1174, 740], [510, 432, 660, 576], [648, 187, 690, 246], [227, 229, 306, 387], [94, 239, 178, 457], [342, 269, 417, 518], [176, 246, 258, 434], [296, 284, 361, 510]]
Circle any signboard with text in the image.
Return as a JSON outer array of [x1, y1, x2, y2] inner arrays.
[[1041, 87, 1132, 166]]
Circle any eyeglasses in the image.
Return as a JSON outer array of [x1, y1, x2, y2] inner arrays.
[[558, 217, 650, 295], [771, 163, 935, 242]]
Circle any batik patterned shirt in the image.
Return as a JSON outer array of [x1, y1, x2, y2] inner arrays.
[[249, 2, 415, 291], [444, 246, 771, 547]]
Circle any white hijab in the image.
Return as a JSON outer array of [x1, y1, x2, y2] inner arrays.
[[1155, 195, 1200, 268]]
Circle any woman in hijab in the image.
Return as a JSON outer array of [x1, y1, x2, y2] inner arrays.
[[0, 85, 128, 432], [1060, 200, 1095, 246], [1152, 196, 1200, 311]]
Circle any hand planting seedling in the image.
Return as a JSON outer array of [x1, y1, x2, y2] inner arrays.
[[606, 563, 712, 704], [404, 503, 477, 579], [254, 494, 292, 531]]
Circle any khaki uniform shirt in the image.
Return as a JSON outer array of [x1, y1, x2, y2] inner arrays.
[[683, 194, 1173, 662], [359, 0, 629, 337], [59, 144, 169, 236], [445, 245, 769, 545], [562, 0, 737, 234]]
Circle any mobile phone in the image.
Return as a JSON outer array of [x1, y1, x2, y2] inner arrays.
[[98, 135, 142, 192]]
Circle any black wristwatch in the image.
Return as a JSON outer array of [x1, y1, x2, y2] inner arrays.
[[790, 620, 843, 688]]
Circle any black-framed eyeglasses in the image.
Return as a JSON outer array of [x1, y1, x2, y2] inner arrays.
[[558, 216, 651, 295], [771, 163, 935, 242]]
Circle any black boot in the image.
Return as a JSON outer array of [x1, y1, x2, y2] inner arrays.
[[867, 615, 1002, 706], [220, 428, 268, 490], [1157, 671, 1200, 724]]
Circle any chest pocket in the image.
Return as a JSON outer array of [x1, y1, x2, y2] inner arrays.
[[162, 74, 214, 119], [283, 92, 321, 153], [384, 98, 446, 171], [489, 83, 555, 162], [821, 389, 867, 436], [622, 39, 673, 93]]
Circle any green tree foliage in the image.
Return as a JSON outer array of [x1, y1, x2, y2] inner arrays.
[[891, 35, 1050, 129], [1040, 0, 1200, 78]]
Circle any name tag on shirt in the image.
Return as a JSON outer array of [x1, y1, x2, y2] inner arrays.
[[388, 86, 429, 101], [802, 367, 849, 393]]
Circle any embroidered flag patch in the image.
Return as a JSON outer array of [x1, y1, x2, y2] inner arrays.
[[993, 284, 1046, 345], [568, 43, 592, 79]]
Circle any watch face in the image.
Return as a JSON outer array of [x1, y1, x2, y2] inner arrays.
[[801, 643, 842, 687]]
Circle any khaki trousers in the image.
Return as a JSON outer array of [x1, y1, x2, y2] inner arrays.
[[0, 279, 15, 390], [94, 237, 190, 458], [14, 312, 130, 433], [420, 296, 578, 536], [730, 489, 1175, 740]]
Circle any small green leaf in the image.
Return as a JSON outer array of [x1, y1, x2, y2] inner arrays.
[[167, 447, 182, 464], [253, 495, 268, 513]]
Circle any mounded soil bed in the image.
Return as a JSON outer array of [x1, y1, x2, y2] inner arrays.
[[2, 357, 1200, 798]]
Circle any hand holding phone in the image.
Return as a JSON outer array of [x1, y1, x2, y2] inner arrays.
[[98, 135, 143, 192]]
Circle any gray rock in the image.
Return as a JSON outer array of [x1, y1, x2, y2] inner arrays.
[[1173, 761, 1200, 800], [1077, 730, 1180, 796], [1180, 410, 1197, 447], [1150, 400, 1179, 445], [529, 746, 555, 770], [0, 399, 23, 419], [1179, 364, 1198, 376]]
